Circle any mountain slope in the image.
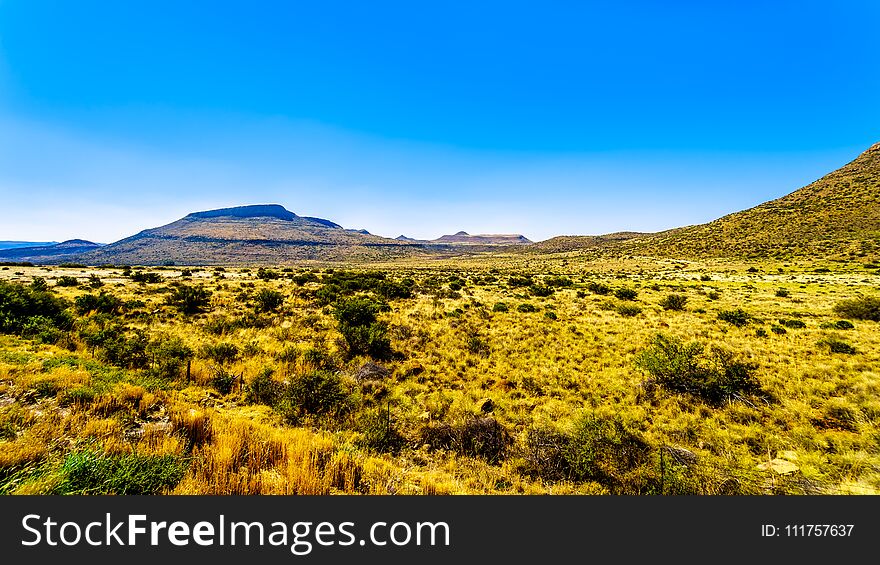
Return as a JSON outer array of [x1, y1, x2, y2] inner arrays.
[[636, 142, 880, 259]]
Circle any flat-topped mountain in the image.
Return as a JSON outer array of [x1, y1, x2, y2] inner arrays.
[[74, 204, 424, 265], [433, 231, 532, 245]]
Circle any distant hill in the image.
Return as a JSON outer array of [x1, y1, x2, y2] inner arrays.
[[0, 241, 58, 250], [0, 240, 103, 262], [431, 231, 532, 245], [634, 142, 880, 260], [527, 232, 651, 254]]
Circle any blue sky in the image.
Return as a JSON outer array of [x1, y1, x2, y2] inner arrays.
[[1, 0, 877, 242]]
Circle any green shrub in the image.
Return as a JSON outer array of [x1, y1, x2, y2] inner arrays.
[[492, 302, 509, 312], [545, 276, 573, 288], [356, 405, 405, 454], [55, 276, 79, 287], [660, 294, 688, 311], [80, 323, 149, 369], [281, 370, 349, 420], [201, 342, 240, 366], [775, 289, 790, 298], [819, 320, 854, 330], [211, 369, 237, 394], [256, 267, 280, 280], [778, 318, 806, 329], [466, 334, 490, 356], [616, 304, 642, 317], [586, 282, 611, 295], [635, 333, 762, 404], [522, 413, 651, 493], [29, 277, 49, 292], [718, 308, 750, 327], [614, 288, 638, 301], [0, 280, 71, 336], [376, 280, 413, 300], [332, 297, 392, 360], [166, 284, 212, 315], [74, 292, 123, 315], [508, 275, 533, 288], [253, 288, 284, 313], [246, 367, 280, 405], [833, 296, 880, 321], [130, 271, 162, 283], [544, 311, 558, 321], [21, 316, 66, 344], [818, 336, 856, 354], [770, 325, 787, 335], [146, 334, 193, 380], [517, 303, 538, 313], [529, 284, 554, 297]]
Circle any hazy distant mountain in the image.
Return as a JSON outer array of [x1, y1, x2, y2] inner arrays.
[[0, 239, 103, 262], [0, 241, 58, 250]]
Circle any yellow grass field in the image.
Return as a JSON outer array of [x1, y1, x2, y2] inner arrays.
[[1, 254, 878, 495]]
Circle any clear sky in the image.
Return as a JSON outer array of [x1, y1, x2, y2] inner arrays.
[[1, 0, 878, 243]]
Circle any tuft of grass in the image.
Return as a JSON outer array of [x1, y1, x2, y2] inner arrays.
[[52, 450, 188, 495]]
